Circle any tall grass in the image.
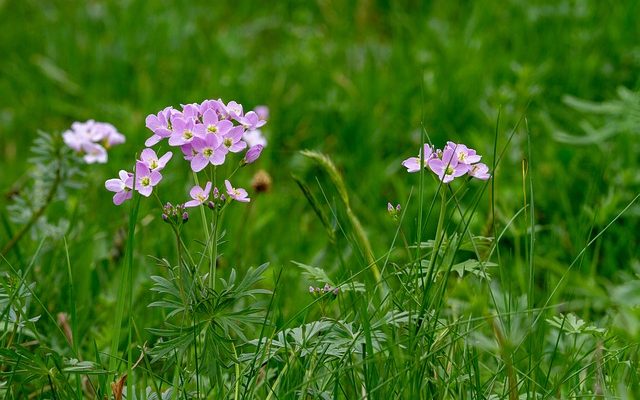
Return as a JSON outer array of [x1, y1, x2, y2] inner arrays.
[[1, 1, 640, 398]]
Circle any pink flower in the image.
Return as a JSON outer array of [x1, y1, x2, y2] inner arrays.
[[445, 141, 481, 164], [105, 170, 133, 205], [184, 182, 212, 208], [239, 111, 266, 130], [168, 117, 199, 147], [402, 144, 434, 173], [468, 163, 491, 180], [427, 149, 470, 183], [191, 134, 225, 172], [253, 105, 269, 121], [243, 129, 267, 147], [139, 148, 173, 171], [225, 100, 244, 121], [225, 180, 250, 203], [221, 126, 247, 153], [145, 107, 177, 147], [134, 161, 162, 197], [195, 109, 234, 137], [62, 120, 124, 163]]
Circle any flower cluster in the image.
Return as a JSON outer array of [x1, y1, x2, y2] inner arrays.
[[105, 99, 268, 207], [144, 99, 266, 172], [162, 202, 189, 225], [63, 120, 125, 164], [309, 283, 340, 297], [402, 141, 491, 183]]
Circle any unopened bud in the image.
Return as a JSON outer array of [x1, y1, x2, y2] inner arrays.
[[162, 213, 169, 223], [207, 200, 215, 210], [182, 212, 189, 223]]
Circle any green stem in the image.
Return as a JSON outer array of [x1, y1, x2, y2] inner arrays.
[[211, 209, 219, 290], [425, 190, 447, 287], [2, 160, 61, 257]]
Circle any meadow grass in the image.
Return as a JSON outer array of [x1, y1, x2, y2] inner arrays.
[[1, 1, 640, 398]]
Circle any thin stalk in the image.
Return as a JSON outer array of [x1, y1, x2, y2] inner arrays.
[[192, 172, 213, 285], [108, 193, 141, 394], [211, 209, 219, 290]]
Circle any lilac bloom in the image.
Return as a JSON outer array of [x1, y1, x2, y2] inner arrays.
[[181, 143, 198, 161], [402, 144, 434, 173], [239, 111, 266, 130], [105, 170, 133, 205], [225, 100, 244, 121], [225, 179, 250, 203], [253, 105, 269, 121], [221, 126, 247, 153], [243, 144, 263, 164], [81, 142, 108, 164], [198, 99, 220, 115], [168, 116, 199, 146], [63, 129, 90, 152], [134, 161, 162, 197], [180, 103, 200, 120], [243, 129, 267, 147], [428, 149, 470, 183], [184, 182, 212, 208], [445, 141, 482, 165], [145, 107, 176, 146], [190, 134, 225, 172], [63, 120, 124, 162], [140, 148, 173, 171], [468, 163, 491, 180], [93, 122, 125, 147], [195, 109, 234, 137]]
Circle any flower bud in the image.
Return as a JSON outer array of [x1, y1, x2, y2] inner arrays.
[[182, 212, 189, 223], [207, 200, 215, 210], [162, 213, 169, 223], [243, 144, 264, 165]]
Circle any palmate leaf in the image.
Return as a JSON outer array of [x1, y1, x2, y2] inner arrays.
[[546, 313, 606, 336], [293, 261, 366, 292]]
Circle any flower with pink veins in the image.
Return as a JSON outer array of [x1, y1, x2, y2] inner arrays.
[[105, 170, 134, 205], [145, 107, 176, 147], [134, 161, 162, 197], [190, 134, 225, 172], [225, 179, 250, 203], [221, 126, 247, 153], [195, 109, 234, 138], [402, 144, 434, 173], [468, 163, 491, 180], [184, 182, 212, 208], [445, 141, 482, 165], [168, 116, 199, 147], [139, 148, 173, 171], [428, 148, 470, 183]]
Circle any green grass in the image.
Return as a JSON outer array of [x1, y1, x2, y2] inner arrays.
[[1, 0, 640, 398]]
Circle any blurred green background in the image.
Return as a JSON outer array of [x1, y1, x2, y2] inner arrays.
[[1, 0, 639, 322]]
